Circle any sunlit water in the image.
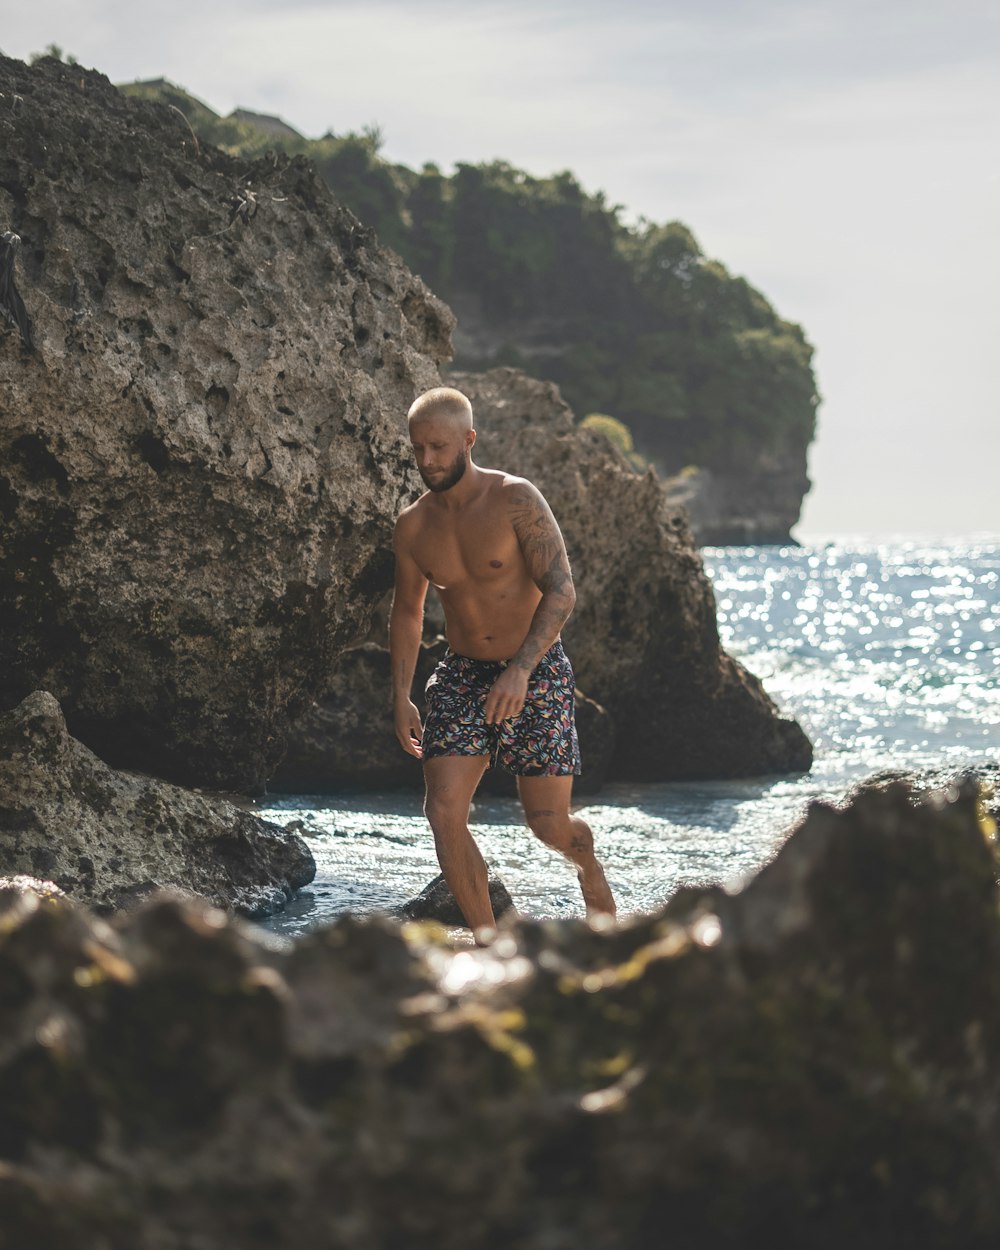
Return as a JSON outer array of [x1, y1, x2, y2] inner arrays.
[[258, 536, 1000, 938]]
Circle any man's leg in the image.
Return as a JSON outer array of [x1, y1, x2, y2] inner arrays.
[[423, 755, 494, 934], [517, 775, 616, 920]]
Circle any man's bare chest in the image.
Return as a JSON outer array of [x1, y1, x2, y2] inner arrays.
[[412, 512, 523, 591]]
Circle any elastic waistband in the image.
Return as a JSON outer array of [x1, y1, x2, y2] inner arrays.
[[445, 639, 565, 668]]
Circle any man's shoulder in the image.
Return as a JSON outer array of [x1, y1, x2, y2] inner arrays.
[[489, 470, 542, 500], [393, 495, 431, 545], [477, 472, 548, 521], [395, 493, 432, 524]]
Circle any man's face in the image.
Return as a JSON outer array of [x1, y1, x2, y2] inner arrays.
[[409, 418, 471, 493]]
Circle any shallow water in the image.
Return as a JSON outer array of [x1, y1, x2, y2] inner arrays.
[[258, 536, 1000, 938]]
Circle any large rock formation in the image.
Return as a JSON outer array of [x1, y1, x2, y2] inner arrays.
[[273, 368, 810, 789], [1, 777, 998, 1247], [454, 368, 811, 780], [0, 690, 315, 915], [0, 53, 452, 792]]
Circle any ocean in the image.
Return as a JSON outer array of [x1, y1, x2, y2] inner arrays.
[[257, 536, 1000, 939]]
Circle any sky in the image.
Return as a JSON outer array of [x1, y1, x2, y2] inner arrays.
[[4, 0, 999, 538]]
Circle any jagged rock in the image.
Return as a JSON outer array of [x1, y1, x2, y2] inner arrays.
[[0, 777, 998, 1247], [0, 690, 315, 915], [452, 368, 812, 780], [0, 53, 452, 791], [396, 868, 516, 925], [270, 638, 616, 795]]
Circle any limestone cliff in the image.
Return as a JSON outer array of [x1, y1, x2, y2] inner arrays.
[[662, 460, 811, 546]]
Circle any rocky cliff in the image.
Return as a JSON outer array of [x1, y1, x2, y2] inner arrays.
[[1, 777, 997, 1247], [662, 459, 811, 546], [0, 53, 452, 792]]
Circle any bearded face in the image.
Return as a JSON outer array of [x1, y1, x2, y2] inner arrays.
[[419, 446, 469, 493]]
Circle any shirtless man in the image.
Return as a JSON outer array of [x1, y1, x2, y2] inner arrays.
[[390, 386, 616, 937]]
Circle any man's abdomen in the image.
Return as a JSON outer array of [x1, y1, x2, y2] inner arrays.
[[436, 582, 542, 661]]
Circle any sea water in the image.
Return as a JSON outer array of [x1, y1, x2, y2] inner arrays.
[[257, 536, 1000, 938]]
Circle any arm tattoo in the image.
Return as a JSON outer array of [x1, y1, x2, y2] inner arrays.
[[508, 484, 576, 672]]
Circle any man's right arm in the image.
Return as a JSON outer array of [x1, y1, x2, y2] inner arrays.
[[389, 514, 429, 758]]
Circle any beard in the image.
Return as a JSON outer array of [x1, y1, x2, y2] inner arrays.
[[420, 449, 468, 493]]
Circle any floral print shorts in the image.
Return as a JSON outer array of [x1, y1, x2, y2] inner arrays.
[[422, 640, 582, 776]]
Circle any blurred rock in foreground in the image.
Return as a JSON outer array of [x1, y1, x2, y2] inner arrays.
[[0, 690, 314, 916], [2, 777, 997, 1248]]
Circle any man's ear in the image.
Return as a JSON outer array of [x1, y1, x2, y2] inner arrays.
[[467, 429, 477, 450]]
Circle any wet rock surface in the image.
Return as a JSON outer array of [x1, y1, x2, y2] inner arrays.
[[0, 53, 452, 792], [454, 368, 813, 781], [396, 867, 516, 925], [844, 762, 1000, 820], [0, 690, 315, 916], [1, 776, 997, 1248]]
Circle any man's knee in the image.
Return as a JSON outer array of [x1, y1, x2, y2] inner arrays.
[[525, 805, 571, 844], [424, 791, 470, 834]]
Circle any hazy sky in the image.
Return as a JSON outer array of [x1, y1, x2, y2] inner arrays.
[[4, 0, 999, 537]]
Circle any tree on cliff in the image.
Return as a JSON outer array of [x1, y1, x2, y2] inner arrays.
[[120, 80, 819, 478]]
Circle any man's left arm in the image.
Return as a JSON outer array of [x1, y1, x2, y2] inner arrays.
[[483, 480, 577, 725]]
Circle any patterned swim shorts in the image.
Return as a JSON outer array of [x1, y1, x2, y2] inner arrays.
[[422, 640, 582, 776]]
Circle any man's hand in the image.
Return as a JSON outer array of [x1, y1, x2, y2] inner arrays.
[[484, 665, 529, 725], [394, 699, 424, 758]]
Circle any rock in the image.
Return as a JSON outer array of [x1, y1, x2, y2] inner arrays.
[[0, 690, 315, 915], [396, 868, 516, 925], [0, 775, 998, 1246], [269, 639, 443, 792], [452, 367, 812, 780], [270, 637, 616, 795], [662, 462, 810, 546], [0, 53, 453, 792], [844, 762, 1000, 816]]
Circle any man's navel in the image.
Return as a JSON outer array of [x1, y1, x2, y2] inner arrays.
[[489, 560, 503, 568]]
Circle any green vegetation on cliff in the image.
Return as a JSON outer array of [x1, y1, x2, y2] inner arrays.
[[121, 80, 819, 473]]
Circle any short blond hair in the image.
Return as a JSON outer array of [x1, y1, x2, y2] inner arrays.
[[407, 387, 474, 430]]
